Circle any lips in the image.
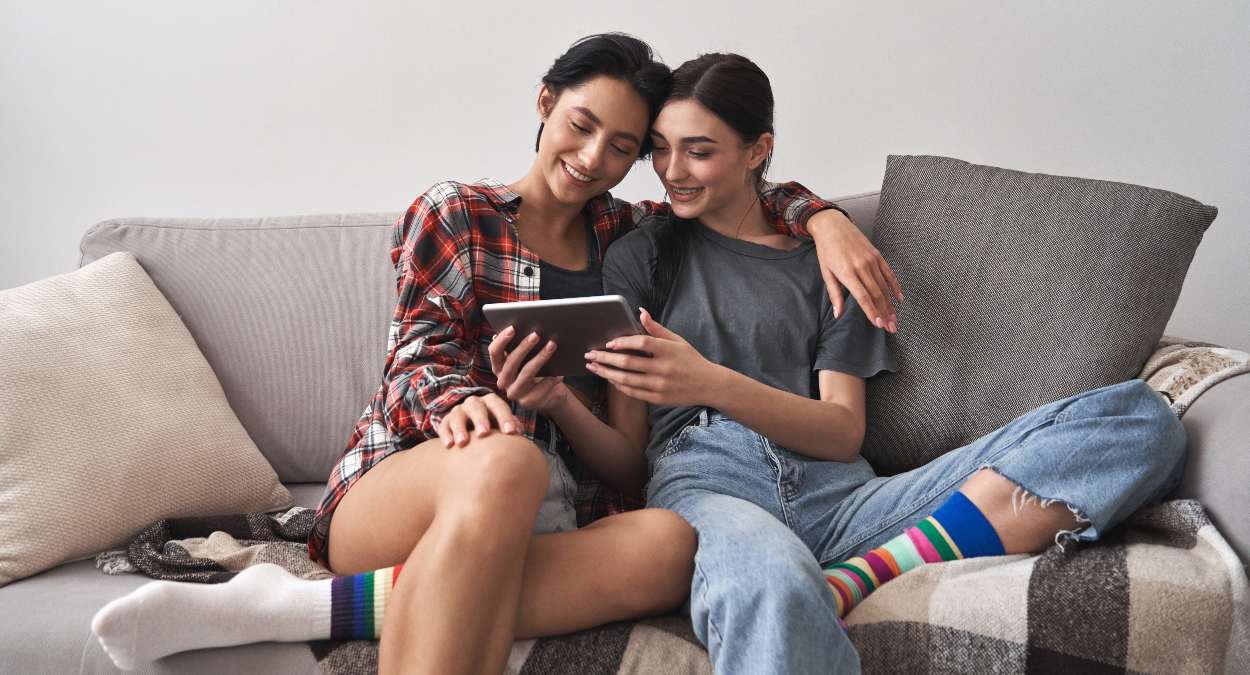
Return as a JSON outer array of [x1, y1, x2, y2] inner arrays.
[[668, 185, 704, 202], [561, 160, 595, 184]]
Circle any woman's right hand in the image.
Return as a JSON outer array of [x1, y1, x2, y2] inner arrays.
[[436, 393, 521, 448], [487, 326, 570, 414]]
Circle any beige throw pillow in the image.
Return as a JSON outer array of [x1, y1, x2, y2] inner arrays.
[[0, 252, 291, 586]]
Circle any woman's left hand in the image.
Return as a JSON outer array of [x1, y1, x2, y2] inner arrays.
[[808, 209, 903, 333], [584, 309, 725, 407]]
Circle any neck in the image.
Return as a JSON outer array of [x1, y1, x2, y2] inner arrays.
[[509, 165, 586, 237], [699, 185, 770, 240]]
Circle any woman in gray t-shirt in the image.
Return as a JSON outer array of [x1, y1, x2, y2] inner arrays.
[[565, 54, 1184, 674]]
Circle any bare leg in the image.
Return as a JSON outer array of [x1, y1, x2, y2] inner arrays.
[[328, 434, 695, 674], [376, 434, 546, 675], [958, 468, 1081, 553]]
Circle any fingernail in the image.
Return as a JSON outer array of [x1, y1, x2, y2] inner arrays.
[[889, 320, 898, 333], [455, 434, 466, 444], [545, 341, 556, 351], [529, 333, 539, 342], [833, 308, 840, 319], [504, 422, 516, 433], [585, 351, 595, 360]]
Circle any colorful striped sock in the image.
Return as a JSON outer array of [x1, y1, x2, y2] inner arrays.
[[823, 491, 1004, 618], [330, 563, 405, 640]]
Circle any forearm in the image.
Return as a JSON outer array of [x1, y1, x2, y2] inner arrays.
[[805, 207, 857, 239], [705, 366, 863, 462], [546, 395, 648, 495], [387, 367, 489, 441]]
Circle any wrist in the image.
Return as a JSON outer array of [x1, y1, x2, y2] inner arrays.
[[701, 363, 737, 410], [544, 383, 578, 419], [808, 208, 852, 233]]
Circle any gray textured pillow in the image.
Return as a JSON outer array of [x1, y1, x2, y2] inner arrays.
[[862, 155, 1216, 475]]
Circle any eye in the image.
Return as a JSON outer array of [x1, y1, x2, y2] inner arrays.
[[652, 145, 670, 155], [570, 121, 591, 134], [689, 151, 711, 159], [611, 145, 632, 157]]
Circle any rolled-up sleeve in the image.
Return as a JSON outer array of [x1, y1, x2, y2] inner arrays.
[[383, 185, 491, 445]]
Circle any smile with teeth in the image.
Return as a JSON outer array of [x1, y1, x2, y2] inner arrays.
[[668, 185, 704, 201], [561, 161, 594, 183]]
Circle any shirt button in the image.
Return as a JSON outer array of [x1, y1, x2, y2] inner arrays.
[[523, 266, 534, 277]]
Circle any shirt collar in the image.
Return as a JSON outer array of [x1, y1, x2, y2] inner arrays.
[[473, 179, 523, 213], [473, 178, 619, 227]]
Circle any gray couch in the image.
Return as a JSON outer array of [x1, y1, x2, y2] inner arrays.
[[2, 192, 1246, 674]]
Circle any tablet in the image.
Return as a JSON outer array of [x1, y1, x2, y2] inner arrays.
[[481, 295, 643, 377]]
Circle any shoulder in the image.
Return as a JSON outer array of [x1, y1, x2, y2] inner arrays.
[[393, 181, 492, 269], [604, 214, 667, 268], [414, 181, 490, 224], [400, 179, 504, 241]]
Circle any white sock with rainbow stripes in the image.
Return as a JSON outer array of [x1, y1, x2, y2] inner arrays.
[[91, 562, 403, 669]]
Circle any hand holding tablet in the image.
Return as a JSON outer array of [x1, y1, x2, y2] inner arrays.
[[482, 295, 645, 377]]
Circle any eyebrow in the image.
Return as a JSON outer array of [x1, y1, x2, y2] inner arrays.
[[571, 106, 641, 146], [649, 130, 719, 145]]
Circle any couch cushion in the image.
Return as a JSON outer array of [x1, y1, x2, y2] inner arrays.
[[80, 214, 399, 483], [0, 252, 291, 587], [862, 155, 1217, 474], [0, 484, 327, 675]]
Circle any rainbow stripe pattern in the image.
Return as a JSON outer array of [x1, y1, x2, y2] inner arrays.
[[330, 564, 404, 639], [823, 491, 1004, 618]]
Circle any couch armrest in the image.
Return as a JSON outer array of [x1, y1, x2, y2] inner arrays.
[[1170, 372, 1250, 564]]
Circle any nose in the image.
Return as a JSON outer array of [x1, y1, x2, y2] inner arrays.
[[578, 139, 607, 173], [665, 152, 687, 184]]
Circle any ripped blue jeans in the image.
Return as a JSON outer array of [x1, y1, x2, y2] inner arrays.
[[645, 379, 1187, 675]]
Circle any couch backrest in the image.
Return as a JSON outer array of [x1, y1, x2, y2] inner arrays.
[[80, 213, 399, 482], [79, 193, 881, 482]]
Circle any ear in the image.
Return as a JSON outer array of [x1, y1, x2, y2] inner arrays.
[[537, 85, 557, 122], [746, 132, 774, 172]]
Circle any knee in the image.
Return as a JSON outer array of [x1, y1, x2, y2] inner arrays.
[[697, 534, 828, 622], [615, 510, 696, 616], [1123, 380, 1187, 472], [445, 434, 549, 518]]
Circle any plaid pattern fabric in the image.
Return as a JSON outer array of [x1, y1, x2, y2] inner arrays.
[[308, 179, 840, 565]]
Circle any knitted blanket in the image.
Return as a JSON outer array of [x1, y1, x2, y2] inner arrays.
[[96, 341, 1250, 673]]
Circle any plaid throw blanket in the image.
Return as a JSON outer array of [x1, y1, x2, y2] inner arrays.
[[97, 341, 1250, 674]]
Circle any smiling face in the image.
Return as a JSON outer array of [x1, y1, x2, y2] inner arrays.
[[650, 98, 771, 223], [534, 76, 650, 206]]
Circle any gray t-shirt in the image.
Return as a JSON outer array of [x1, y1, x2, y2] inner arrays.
[[602, 215, 897, 459]]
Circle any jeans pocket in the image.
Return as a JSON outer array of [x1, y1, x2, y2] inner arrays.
[[654, 422, 700, 464]]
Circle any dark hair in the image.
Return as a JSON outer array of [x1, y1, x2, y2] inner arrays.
[[535, 33, 671, 158], [647, 53, 775, 316], [667, 53, 774, 187]]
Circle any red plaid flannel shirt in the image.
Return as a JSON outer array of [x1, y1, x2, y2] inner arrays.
[[309, 179, 841, 564]]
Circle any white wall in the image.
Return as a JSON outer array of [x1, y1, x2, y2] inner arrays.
[[3, 1, 1247, 346]]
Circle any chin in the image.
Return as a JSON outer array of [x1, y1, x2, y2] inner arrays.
[[669, 201, 703, 220], [549, 167, 600, 205]]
